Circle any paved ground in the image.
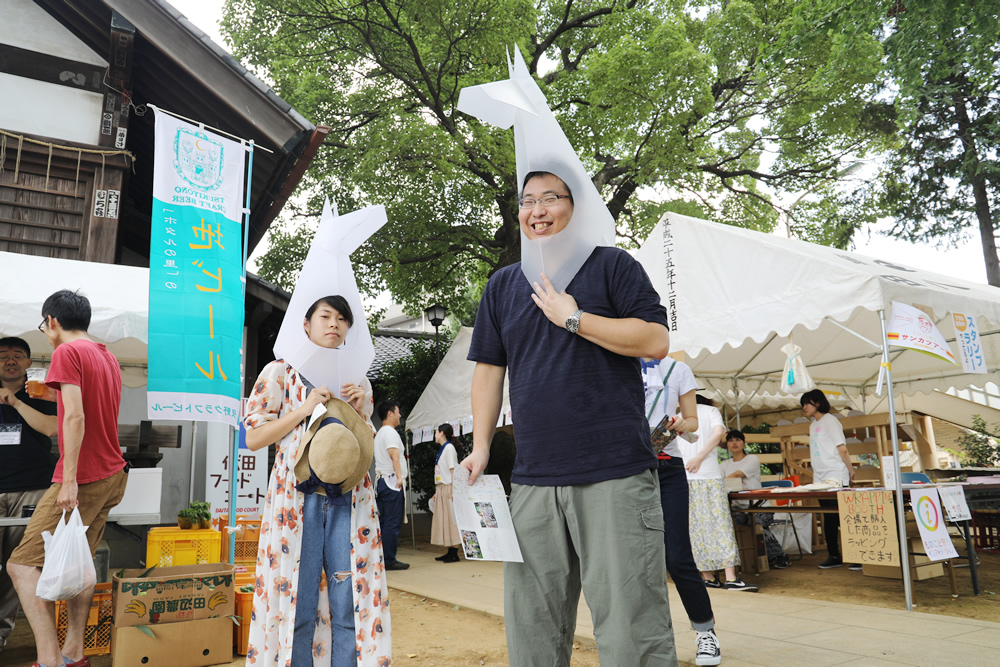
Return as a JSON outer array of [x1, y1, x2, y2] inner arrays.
[[7, 546, 999, 665], [386, 547, 1000, 666]]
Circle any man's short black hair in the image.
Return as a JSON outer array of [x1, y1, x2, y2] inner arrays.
[[800, 388, 831, 414], [42, 290, 91, 332], [521, 171, 575, 205], [377, 400, 400, 422], [726, 429, 745, 443], [0, 337, 30, 356]]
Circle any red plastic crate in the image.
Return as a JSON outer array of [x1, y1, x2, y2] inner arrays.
[[972, 509, 1000, 552]]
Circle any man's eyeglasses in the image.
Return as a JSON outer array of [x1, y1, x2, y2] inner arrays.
[[38, 317, 47, 333], [517, 194, 570, 209]]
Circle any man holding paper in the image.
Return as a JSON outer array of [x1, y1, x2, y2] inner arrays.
[[464, 171, 676, 665]]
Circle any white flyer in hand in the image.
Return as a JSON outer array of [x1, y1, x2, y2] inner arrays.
[[451, 466, 523, 562]]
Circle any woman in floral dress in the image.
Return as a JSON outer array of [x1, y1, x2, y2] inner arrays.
[[244, 295, 391, 666]]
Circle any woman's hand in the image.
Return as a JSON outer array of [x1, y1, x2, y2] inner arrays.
[[685, 454, 704, 474], [341, 383, 365, 415], [304, 386, 332, 413]]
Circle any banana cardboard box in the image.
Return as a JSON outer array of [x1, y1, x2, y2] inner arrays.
[[112, 563, 236, 628]]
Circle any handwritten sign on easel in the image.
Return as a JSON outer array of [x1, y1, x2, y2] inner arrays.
[[838, 490, 901, 565]]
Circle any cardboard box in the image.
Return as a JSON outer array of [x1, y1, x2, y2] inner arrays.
[[113, 563, 234, 628], [862, 537, 945, 580], [112, 616, 233, 667]]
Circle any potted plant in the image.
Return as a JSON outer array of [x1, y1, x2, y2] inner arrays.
[[177, 508, 197, 529], [191, 501, 213, 529]]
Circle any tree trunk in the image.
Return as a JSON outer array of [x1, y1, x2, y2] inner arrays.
[[952, 87, 1000, 286]]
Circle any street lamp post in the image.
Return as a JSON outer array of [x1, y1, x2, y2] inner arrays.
[[424, 303, 447, 364]]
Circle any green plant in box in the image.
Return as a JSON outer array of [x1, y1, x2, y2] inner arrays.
[[177, 508, 197, 530], [190, 501, 213, 529]]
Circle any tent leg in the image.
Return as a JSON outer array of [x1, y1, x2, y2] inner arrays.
[[879, 309, 913, 612]]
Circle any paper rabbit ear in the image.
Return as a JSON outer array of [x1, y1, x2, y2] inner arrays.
[[314, 198, 387, 256], [273, 202, 388, 388], [457, 46, 614, 293]]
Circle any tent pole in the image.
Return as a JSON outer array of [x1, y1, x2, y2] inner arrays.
[[733, 377, 742, 429], [407, 433, 415, 551], [879, 309, 913, 612]]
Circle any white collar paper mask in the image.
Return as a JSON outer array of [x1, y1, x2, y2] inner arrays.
[[273, 199, 387, 389], [457, 49, 614, 293]]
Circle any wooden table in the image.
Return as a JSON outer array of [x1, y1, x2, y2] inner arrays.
[[730, 483, 1000, 595]]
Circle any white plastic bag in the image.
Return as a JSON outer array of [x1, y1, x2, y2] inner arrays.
[[780, 342, 816, 394], [771, 511, 814, 555], [35, 508, 96, 601]]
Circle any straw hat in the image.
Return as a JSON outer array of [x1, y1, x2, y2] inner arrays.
[[293, 398, 374, 495]]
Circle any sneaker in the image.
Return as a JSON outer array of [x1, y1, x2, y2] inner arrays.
[[818, 556, 844, 569], [695, 629, 722, 666], [703, 575, 723, 588], [770, 555, 792, 569], [63, 659, 91, 667], [441, 554, 460, 563], [386, 560, 410, 571], [848, 563, 863, 571], [725, 578, 759, 592]]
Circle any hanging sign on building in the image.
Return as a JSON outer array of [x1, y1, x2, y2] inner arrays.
[[146, 107, 248, 425]]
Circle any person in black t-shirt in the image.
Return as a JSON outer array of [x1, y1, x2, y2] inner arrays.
[[0, 337, 57, 653], [464, 172, 677, 666]]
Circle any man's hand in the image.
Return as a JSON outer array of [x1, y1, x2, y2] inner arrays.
[[0, 387, 20, 408], [57, 481, 79, 511], [530, 273, 579, 329], [461, 448, 491, 485]]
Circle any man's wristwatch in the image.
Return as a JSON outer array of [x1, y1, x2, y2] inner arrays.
[[565, 308, 584, 334]]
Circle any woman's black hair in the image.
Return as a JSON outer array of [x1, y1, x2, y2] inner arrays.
[[305, 295, 354, 328], [695, 394, 714, 407], [799, 388, 830, 414], [437, 423, 455, 441], [521, 171, 574, 205]]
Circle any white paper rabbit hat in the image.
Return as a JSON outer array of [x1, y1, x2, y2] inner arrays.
[[273, 199, 387, 390], [458, 48, 615, 293]]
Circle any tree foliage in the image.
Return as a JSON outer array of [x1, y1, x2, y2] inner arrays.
[[789, 1, 1000, 284], [225, 0, 893, 308], [956, 415, 1000, 468]]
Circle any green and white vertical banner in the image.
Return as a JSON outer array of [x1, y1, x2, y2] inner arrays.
[[146, 106, 249, 425]]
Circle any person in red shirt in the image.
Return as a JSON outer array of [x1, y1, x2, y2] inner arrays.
[[7, 290, 127, 667]]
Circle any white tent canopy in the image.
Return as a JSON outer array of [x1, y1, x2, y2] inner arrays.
[[406, 327, 511, 439], [635, 213, 1000, 409], [1, 251, 149, 386]]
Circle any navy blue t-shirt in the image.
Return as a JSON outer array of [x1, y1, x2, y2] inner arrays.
[[468, 246, 669, 486]]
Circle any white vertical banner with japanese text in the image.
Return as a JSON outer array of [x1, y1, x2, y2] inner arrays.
[[953, 312, 988, 374], [147, 107, 247, 424], [204, 421, 266, 522]]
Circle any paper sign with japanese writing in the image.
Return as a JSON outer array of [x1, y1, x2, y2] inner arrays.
[[937, 485, 972, 522], [886, 301, 956, 365], [147, 107, 247, 424], [881, 456, 897, 490], [910, 487, 959, 561], [953, 312, 987, 374], [205, 421, 266, 521], [838, 489, 900, 566]]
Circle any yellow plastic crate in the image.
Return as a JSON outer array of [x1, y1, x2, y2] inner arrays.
[[55, 582, 112, 656], [146, 527, 222, 567]]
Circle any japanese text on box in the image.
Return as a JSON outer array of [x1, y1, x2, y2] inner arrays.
[[838, 489, 900, 565]]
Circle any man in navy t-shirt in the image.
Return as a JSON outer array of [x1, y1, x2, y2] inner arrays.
[[464, 171, 678, 665]]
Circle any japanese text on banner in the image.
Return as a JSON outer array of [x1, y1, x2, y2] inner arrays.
[[953, 312, 987, 374], [147, 108, 247, 425]]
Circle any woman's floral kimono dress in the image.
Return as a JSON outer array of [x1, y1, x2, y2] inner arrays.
[[244, 360, 391, 666]]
